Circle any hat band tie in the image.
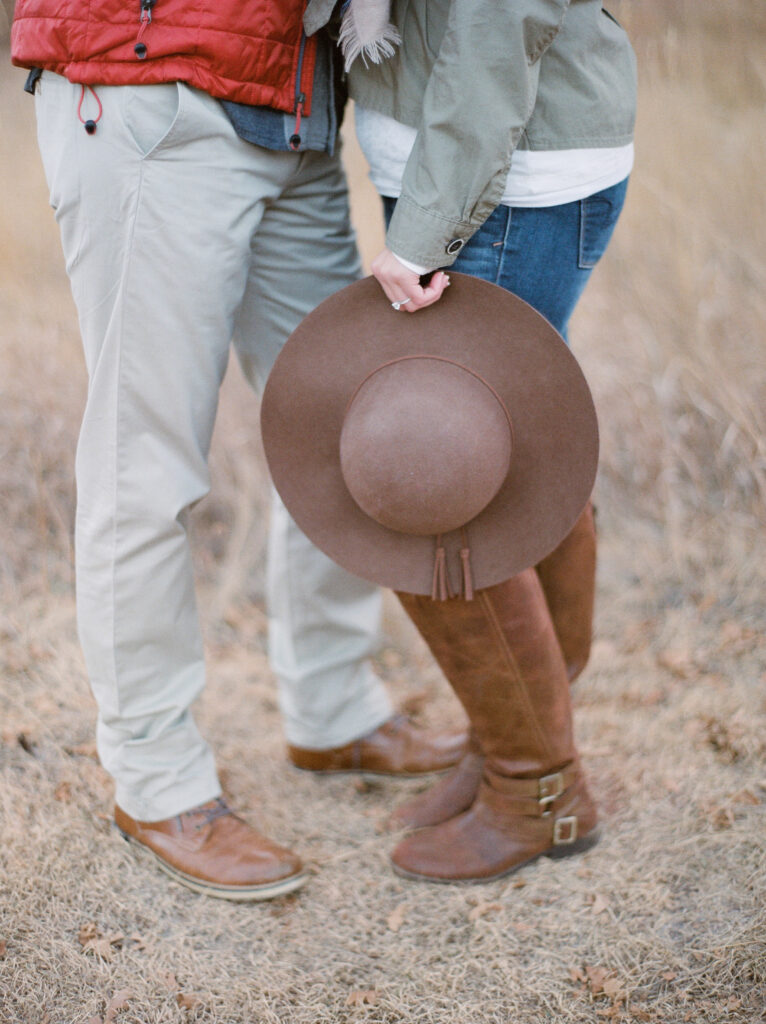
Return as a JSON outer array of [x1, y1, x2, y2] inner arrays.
[[431, 536, 453, 601], [460, 527, 475, 601], [431, 529, 475, 602]]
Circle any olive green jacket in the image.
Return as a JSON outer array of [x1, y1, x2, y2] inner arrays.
[[341, 0, 637, 268]]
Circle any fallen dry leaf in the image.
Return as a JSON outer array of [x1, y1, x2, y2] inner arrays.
[[656, 649, 696, 679], [602, 977, 626, 1002], [386, 903, 407, 933], [78, 924, 123, 962], [591, 893, 609, 916], [585, 965, 610, 995], [346, 989, 379, 1007], [352, 777, 382, 794], [0, 939, 7, 958], [159, 971, 179, 991], [67, 742, 100, 760], [16, 732, 38, 755], [104, 990, 133, 1023], [54, 781, 73, 803], [661, 971, 677, 982], [468, 901, 503, 922], [701, 716, 745, 764], [710, 805, 735, 830], [176, 992, 204, 1010], [78, 922, 100, 946], [629, 1006, 652, 1022], [729, 788, 760, 806], [595, 1007, 620, 1020], [84, 938, 116, 962], [717, 620, 753, 649]]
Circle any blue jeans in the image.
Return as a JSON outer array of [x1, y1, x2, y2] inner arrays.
[[383, 177, 628, 339]]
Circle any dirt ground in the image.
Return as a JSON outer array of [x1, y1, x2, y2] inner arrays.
[[1, 3, 764, 1023]]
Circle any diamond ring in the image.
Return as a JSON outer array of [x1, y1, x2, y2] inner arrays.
[[391, 298, 412, 310]]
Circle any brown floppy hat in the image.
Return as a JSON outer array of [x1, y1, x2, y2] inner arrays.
[[261, 273, 598, 598]]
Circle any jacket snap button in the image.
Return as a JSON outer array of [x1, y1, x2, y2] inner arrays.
[[134, 42, 148, 59], [445, 238, 465, 255]]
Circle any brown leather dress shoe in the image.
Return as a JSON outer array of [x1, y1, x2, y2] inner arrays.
[[115, 797, 307, 900], [286, 714, 467, 775]]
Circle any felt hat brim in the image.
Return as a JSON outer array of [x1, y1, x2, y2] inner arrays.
[[261, 274, 598, 595]]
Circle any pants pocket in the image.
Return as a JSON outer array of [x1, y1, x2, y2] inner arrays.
[[578, 178, 628, 269], [120, 82, 182, 158]]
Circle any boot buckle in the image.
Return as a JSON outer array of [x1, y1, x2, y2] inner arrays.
[[553, 815, 578, 845], [538, 772, 564, 810]]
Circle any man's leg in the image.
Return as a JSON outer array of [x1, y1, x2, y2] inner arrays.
[[232, 147, 392, 751], [35, 74, 291, 818], [35, 73, 308, 897], [234, 150, 465, 770]]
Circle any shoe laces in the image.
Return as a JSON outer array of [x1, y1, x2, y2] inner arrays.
[[184, 797, 234, 832]]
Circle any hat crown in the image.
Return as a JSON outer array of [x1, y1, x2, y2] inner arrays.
[[339, 356, 513, 537]]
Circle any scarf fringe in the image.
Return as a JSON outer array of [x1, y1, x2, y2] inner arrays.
[[339, 2, 401, 72]]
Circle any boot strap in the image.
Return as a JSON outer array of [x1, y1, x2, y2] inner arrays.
[[485, 764, 579, 806], [477, 786, 584, 840]]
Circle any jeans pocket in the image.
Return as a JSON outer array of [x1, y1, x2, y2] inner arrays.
[[578, 179, 628, 269], [120, 82, 182, 158]]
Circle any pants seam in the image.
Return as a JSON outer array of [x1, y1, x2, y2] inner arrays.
[[494, 206, 514, 285], [479, 587, 556, 765]]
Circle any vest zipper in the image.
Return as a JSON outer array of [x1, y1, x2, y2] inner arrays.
[[134, 0, 156, 60]]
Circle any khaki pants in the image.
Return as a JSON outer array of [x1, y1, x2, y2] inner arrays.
[[34, 72, 391, 821]]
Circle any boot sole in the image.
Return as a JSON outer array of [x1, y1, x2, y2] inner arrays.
[[391, 826, 601, 884], [116, 827, 309, 901]]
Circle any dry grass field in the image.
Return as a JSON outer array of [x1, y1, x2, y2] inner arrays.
[[1, 2, 764, 1022]]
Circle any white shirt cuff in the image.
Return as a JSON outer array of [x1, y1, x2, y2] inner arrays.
[[391, 251, 434, 277]]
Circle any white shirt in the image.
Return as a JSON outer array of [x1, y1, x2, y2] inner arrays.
[[355, 106, 634, 271]]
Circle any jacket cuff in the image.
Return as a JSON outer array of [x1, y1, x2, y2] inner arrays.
[[385, 195, 475, 269]]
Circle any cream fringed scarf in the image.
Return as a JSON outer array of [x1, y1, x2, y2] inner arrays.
[[338, 0, 401, 70]]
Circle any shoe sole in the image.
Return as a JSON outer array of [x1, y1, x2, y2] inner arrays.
[[116, 827, 309, 901], [289, 763, 451, 779], [391, 826, 601, 884]]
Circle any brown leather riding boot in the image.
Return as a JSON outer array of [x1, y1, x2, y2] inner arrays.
[[391, 568, 598, 882], [387, 729, 484, 831], [536, 502, 596, 684], [388, 505, 596, 832]]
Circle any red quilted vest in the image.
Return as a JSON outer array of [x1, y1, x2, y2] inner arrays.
[[11, 0, 318, 112]]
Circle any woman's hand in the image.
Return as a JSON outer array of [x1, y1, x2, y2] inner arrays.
[[371, 248, 450, 313]]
